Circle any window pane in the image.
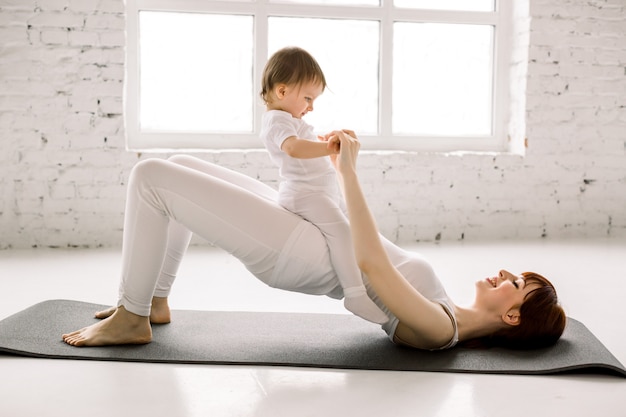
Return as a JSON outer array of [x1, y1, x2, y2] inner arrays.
[[268, 17, 379, 135], [139, 12, 253, 133], [272, 0, 379, 5], [394, 0, 494, 12], [393, 23, 493, 136]]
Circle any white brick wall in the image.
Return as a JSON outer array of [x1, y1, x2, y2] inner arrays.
[[1, 0, 625, 249]]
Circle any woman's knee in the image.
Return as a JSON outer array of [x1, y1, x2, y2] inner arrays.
[[167, 154, 197, 167], [130, 158, 169, 185]]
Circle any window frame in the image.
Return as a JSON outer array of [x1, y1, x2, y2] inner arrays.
[[125, 0, 513, 152]]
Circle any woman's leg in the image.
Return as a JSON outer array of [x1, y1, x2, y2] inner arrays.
[[149, 155, 281, 323], [152, 154, 279, 298], [94, 219, 190, 323], [64, 157, 304, 346], [167, 154, 278, 202], [152, 220, 193, 299]]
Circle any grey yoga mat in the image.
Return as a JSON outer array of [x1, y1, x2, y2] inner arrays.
[[0, 300, 624, 377]]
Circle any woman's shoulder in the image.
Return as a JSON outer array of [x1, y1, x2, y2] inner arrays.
[[394, 254, 445, 296], [385, 247, 459, 349], [393, 303, 457, 350]]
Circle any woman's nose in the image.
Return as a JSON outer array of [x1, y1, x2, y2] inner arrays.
[[499, 270, 520, 284]]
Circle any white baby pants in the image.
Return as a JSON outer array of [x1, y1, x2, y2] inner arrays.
[[278, 180, 361, 291]]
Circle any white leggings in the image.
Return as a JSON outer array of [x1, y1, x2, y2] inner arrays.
[[118, 155, 340, 316]]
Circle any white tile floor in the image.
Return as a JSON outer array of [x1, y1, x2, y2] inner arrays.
[[1, 239, 625, 417]]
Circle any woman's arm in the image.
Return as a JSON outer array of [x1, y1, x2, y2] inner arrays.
[[334, 130, 455, 349]]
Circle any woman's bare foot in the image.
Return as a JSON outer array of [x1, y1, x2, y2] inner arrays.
[[149, 296, 171, 324], [94, 305, 117, 320], [62, 306, 152, 347], [94, 296, 171, 324]]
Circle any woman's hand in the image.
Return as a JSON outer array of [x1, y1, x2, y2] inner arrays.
[[320, 130, 358, 171], [331, 130, 360, 176]]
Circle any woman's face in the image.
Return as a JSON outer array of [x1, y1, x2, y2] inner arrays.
[[474, 270, 538, 321]]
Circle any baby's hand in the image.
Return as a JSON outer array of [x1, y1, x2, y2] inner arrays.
[[318, 133, 340, 154], [326, 134, 340, 154], [318, 133, 338, 167]]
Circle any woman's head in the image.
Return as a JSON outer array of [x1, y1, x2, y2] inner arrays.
[[260, 47, 327, 106], [474, 271, 566, 349]]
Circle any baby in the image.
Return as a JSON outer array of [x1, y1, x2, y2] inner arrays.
[[258, 46, 387, 324]]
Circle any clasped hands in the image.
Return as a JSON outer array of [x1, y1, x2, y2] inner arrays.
[[317, 129, 360, 174]]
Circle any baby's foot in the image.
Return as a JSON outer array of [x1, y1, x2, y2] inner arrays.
[[343, 286, 388, 324]]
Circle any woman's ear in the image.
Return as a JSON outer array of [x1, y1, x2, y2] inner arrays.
[[502, 308, 521, 326]]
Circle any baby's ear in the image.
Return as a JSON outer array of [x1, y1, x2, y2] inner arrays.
[[275, 84, 287, 99]]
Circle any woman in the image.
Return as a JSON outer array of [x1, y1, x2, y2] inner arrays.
[[62, 131, 566, 350]]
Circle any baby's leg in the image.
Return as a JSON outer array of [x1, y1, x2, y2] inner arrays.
[[289, 191, 387, 324]]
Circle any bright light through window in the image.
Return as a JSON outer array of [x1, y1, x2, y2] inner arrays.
[[393, 23, 494, 136], [139, 12, 254, 133], [126, 0, 512, 151], [394, 0, 494, 12], [274, 0, 379, 5], [268, 17, 379, 135]]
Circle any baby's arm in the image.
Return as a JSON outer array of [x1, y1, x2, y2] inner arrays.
[[281, 136, 338, 159]]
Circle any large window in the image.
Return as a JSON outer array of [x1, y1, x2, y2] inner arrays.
[[125, 0, 512, 151]]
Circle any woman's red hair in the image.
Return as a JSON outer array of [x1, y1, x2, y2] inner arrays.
[[467, 272, 566, 349]]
